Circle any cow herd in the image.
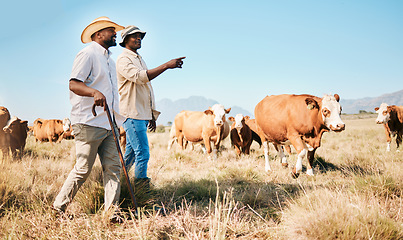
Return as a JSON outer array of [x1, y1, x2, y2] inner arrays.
[[167, 94, 402, 178], [0, 93, 402, 178], [0, 106, 74, 157]]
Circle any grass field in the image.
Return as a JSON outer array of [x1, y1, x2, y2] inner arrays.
[[0, 116, 402, 239]]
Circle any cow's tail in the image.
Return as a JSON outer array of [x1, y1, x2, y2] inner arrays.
[[251, 130, 262, 147]]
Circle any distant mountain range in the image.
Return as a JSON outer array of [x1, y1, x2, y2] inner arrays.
[[340, 89, 403, 114], [155, 90, 403, 125], [155, 96, 252, 125]]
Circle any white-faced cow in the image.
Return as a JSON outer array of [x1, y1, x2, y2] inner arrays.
[[2, 116, 29, 157], [167, 120, 230, 152], [375, 103, 403, 152], [58, 118, 75, 141], [168, 104, 231, 159], [228, 114, 253, 156], [255, 94, 345, 178]]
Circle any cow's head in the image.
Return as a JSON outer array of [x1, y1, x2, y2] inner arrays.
[[62, 118, 71, 132], [206, 104, 231, 127], [375, 103, 390, 124], [204, 104, 231, 145], [34, 118, 43, 127], [317, 94, 345, 132], [0, 106, 10, 129], [228, 114, 246, 132], [3, 116, 28, 134]]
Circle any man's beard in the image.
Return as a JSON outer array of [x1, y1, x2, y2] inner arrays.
[[104, 38, 117, 47]]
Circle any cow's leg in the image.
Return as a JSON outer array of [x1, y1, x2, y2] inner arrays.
[[284, 145, 292, 155], [385, 128, 391, 152], [396, 133, 402, 152], [213, 141, 220, 159], [167, 137, 176, 150], [276, 145, 288, 168], [244, 142, 252, 155], [177, 133, 185, 150], [306, 148, 317, 176], [263, 141, 271, 171], [48, 135, 54, 145], [234, 144, 241, 156], [203, 135, 213, 160], [200, 143, 206, 153], [289, 137, 306, 178], [57, 133, 64, 143], [293, 148, 307, 178]]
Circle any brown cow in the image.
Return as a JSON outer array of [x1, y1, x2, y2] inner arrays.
[[375, 103, 403, 152], [243, 118, 263, 148], [167, 120, 230, 152], [246, 117, 291, 162], [58, 118, 74, 141], [32, 118, 67, 143], [169, 104, 231, 159], [229, 114, 253, 156], [0, 106, 11, 155], [255, 94, 345, 178], [2, 116, 29, 157]]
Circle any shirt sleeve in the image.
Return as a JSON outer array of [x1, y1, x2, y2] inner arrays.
[[70, 51, 92, 82], [116, 56, 149, 84]]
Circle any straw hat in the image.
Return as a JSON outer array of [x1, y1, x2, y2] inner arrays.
[[119, 25, 146, 47], [81, 16, 124, 44]]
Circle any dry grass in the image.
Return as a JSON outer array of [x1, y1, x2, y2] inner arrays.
[[0, 116, 402, 239]]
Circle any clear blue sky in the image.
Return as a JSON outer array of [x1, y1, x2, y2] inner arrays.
[[0, 0, 402, 124]]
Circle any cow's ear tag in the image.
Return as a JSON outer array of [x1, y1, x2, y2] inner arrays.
[[307, 104, 314, 110]]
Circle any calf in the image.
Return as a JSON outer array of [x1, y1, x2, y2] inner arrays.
[[169, 104, 231, 159], [229, 114, 253, 156], [245, 117, 290, 164], [375, 103, 403, 152], [167, 120, 230, 152]]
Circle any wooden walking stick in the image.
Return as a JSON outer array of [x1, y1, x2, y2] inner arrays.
[[92, 104, 138, 211]]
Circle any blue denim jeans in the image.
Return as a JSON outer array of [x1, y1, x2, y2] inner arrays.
[[123, 118, 150, 179]]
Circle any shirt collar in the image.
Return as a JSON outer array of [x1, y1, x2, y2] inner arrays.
[[91, 41, 112, 58], [122, 48, 141, 58]]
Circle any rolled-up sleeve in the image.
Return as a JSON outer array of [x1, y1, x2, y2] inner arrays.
[[117, 56, 149, 84]]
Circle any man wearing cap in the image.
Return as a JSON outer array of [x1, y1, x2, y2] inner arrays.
[[117, 25, 185, 198], [53, 17, 125, 219]]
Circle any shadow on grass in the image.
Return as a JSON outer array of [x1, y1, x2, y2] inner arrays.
[[120, 176, 303, 223], [313, 155, 382, 177], [313, 156, 340, 174]]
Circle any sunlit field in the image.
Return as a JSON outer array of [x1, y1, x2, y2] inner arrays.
[[0, 115, 402, 239]]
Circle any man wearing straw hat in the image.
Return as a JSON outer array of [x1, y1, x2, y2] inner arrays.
[[117, 25, 185, 200], [53, 16, 125, 221]]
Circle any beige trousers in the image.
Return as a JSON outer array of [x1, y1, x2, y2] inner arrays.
[[53, 124, 121, 212]]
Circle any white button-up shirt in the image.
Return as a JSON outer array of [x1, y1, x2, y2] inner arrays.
[[69, 42, 124, 130]]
